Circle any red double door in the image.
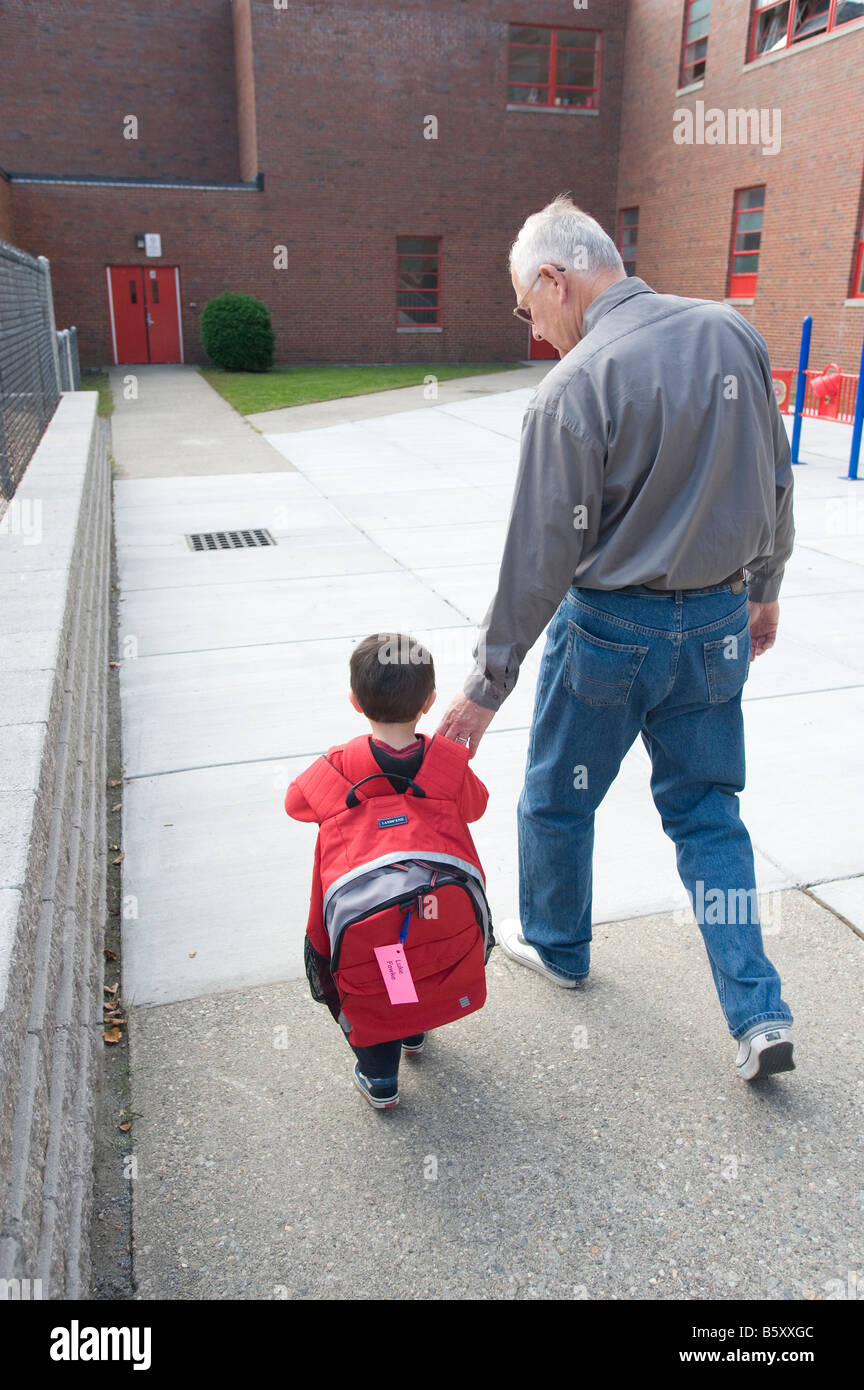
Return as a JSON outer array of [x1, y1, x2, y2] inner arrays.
[[106, 265, 184, 364]]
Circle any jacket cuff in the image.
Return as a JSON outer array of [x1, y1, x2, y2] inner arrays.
[[745, 568, 784, 603], [462, 667, 508, 711]]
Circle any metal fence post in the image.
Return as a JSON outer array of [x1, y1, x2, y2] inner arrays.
[[38, 255, 62, 396], [790, 315, 811, 466], [847, 327, 864, 482]]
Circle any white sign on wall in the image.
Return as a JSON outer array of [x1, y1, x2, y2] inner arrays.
[[144, 233, 162, 257]]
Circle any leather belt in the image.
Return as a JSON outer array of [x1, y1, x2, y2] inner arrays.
[[641, 567, 746, 594]]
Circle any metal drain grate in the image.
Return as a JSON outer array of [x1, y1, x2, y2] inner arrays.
[[185, 528, 276, 552]]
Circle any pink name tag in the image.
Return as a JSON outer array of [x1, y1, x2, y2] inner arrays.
[[374, 943, 419, 1004]]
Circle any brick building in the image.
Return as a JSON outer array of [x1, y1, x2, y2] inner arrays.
[[0, 0, 861, 374], [618, 0, 864, 375]]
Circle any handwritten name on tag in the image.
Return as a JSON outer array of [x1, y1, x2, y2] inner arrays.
[[373, 943, 419, 1004]]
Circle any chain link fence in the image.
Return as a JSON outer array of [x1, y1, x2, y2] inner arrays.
[[0, 238, 74, 501]]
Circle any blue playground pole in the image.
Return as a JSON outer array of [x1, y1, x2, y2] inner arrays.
[[790, 315, 811, 466], [847, 327, 864, 482]]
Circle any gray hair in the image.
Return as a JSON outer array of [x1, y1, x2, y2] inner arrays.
[[509, 192, 624, 285]]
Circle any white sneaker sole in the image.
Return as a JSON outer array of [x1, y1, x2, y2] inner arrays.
[[353, 1069, 400, 1108], [497, 921, 582, 988], [737, 1031, 795, 1081]]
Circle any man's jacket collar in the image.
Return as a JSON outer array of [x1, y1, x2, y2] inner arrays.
[[580, 275, 655, 339]]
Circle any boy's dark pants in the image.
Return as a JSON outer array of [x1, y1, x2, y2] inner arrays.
[[349, 1037, 408, 1079]]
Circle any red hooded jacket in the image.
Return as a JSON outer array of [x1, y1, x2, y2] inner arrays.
[[285, 732, 488, 957]]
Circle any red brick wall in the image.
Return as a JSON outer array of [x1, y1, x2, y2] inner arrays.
[[9, 182, 260, 367], [0, 169, 14, 243], [617, 0, 864, 372], [1, 0, 629, 368], [232, 0, 258, 183], [239, 0, 628, 365], [0, 0, 240, 182]]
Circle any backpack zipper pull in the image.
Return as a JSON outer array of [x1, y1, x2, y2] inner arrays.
[[399, 908, 412, 946]]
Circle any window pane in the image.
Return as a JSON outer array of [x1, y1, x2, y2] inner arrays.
[[734, 253, 759, 272], [687, 15, 711, 41], [557, 29, 599, 49], [507, 83, 549, 103], [792, 0, 830, 41], [689, 0, 712, 22], [509, 49, 550, 82], [737, 186, 766, 210], [397, 308, 439, 325], [858, 255, 864, 295], [621, 208, 639, 227], [509, 26, 551, 45], [557, 51, 597, 83], [736, 230, 763, 251], [554, 89, 596, 107], [753, 1, 790, 53], [835, 0, 864, 23], [736, 210, 764, 231]]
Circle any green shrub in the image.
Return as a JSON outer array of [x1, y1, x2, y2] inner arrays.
[[199, 291, 275, 372]]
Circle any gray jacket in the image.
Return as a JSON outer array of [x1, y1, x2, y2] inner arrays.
[[463, 275, 794, 710]]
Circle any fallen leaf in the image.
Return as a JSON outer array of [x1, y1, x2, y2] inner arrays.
[[104, 983, 119, 995], [188, 951, 197, 958], [103, 1027, 123, 1043], [118, 1122, 132, 1133], [108, 778, 123, 787], [109, 660, 123, 668], [111, 803, 122, 812], [103, 948, 118, 960], [112, 853, 125, 865]]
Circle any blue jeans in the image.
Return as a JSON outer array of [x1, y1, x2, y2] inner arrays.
[[517, 580, 793, 1040]]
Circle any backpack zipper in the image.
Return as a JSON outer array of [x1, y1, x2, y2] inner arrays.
[[330, 874, 481, 973]]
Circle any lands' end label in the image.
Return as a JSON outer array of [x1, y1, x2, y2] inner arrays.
[[378, 814, 408, 828]]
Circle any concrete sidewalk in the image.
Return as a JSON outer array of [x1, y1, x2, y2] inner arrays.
[[108, 364, 863, 1300]]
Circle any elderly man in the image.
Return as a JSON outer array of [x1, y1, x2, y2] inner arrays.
[[436, 194, 794, 1081]]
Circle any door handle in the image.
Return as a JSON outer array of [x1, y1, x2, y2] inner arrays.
[[146, 312, 154, 325]]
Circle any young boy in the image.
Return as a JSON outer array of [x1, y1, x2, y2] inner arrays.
[[284, 632, 490, 1109]]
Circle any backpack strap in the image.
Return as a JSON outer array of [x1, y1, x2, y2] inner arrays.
[[291, 751, 354, 821], [412, 733, 469, 798]]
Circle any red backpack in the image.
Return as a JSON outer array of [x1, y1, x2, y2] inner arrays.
[[288, 734, 494, 1047]]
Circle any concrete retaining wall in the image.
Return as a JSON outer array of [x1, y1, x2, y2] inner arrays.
[[0, 392, 110, 1298]]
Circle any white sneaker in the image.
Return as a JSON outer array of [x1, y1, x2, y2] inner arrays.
[[736, 1025, 795, 1080], [497, 918, 582, 988]]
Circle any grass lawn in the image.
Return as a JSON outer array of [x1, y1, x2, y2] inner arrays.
[[78, 370, 114, 417], [198, 361, 522, 416]]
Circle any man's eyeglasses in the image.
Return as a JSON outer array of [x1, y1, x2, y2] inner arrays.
[[513, 266, 567, 323]]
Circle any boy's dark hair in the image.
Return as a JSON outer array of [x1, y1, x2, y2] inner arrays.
[[350, 632, 435, 723]]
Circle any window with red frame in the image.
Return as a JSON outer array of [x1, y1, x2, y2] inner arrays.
[[853, 209, 864, 297], [396, 237, 441, 327], [680, 0, 711, 84], [728, 187, 766, 298], [507, 25, 601, 109], [618, 209, 639, 276], [749, 0, 864, 61]]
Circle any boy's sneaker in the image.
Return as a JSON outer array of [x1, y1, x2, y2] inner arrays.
[[736, 1025, 795, 1081], [353, 1063, 399, 1109], [401, 1034, 426, 1055], [497, 918, 583, 988]]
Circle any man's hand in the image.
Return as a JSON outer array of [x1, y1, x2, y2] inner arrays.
[[749, 600, 780, 657], [435, 692, 496, 758]]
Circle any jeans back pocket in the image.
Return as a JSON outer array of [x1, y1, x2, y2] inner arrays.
[[564, 620, 649, 706], [703, 615, 752, 702]]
